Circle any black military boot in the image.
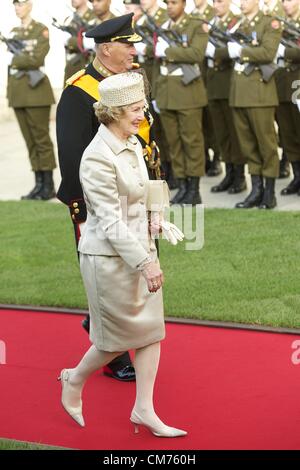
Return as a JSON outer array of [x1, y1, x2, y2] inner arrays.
[[170, 178, 187, 204], [279, 153, 290, 178], [259, 177, 277, 209], [281, 161, 300, 195], [211, 163, 234, 192], [235, 175, 263, 208], [181, 176, 202, 205], [39, 171, 56, 200], [228, 164, 247, 194], [21, 171, 44, 200], [207, 152, 222, 177]]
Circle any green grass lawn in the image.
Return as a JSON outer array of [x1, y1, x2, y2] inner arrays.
[[0, 201, 300, 328], [0, 438, 68, 450]]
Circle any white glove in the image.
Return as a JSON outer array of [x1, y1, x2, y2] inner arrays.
[[205, 42, 216, 58], [6, 51, 14, 66], [227, 41, 242, 59], [134, 41, 146, 56], [296, 99, 300, 113], [276, 43, 286, 60], [82, 33, 95, 51], [161, 220, 184, 245], [151, 99, 160, 114], [155, 37, 169, 58]]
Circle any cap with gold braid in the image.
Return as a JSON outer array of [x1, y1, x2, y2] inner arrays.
[[85, 13, 142, 44]]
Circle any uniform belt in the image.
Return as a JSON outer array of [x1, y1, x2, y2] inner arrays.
[[160, 65, 184, 76], [234, 62, 246, 73], [9, 67, 44, 75]]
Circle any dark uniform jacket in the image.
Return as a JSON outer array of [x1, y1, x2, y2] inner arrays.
[[7, 19, 55, 108], [56, 60, 158, 224]]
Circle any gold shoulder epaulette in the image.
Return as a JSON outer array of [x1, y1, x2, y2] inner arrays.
[[65, 69, 86, 87], [132, 62, 140, 69]]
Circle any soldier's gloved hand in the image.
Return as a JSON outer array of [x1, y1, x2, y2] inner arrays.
[[151, 100, 160, 114], [205, 42, 216, 58], [82, 33, 95, 51], [275, 43, 286, 60], [135, 42, 146, 56], [227, 42, 242, 59], [155, 37, 169, 58], [161, 220, 184, 245]]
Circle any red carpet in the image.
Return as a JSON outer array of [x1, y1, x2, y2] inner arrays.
[[0, 308, 300, 450]]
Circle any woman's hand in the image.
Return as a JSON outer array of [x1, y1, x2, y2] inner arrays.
[[141, 261, 164, 293]]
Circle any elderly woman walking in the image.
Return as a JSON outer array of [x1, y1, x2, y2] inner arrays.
[[58, 72, 186, 438]]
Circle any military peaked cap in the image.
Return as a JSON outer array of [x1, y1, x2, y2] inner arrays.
[[85, 13, 142, 44]]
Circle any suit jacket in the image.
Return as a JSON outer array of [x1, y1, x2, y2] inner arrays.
[[78, 124, 153, 270]]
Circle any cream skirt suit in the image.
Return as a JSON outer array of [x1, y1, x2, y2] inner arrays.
[[78, 124, 165, 352]]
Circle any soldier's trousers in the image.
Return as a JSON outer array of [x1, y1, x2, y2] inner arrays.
[[202, 106, 219, 153], [14, 106, 56, 172], [276, 102, 300, 162], [232, 107, 279, 178], [209, 99, 246, 165], [159, 108, 205, 178]]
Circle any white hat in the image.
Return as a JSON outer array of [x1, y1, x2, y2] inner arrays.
[[99, 72, 145, 107]]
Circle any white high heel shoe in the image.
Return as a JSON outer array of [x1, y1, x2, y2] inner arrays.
[[130, 410, 187, 438], [58, 369, 85, 427]]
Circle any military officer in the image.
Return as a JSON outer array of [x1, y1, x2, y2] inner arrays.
[[154, 0, 208, 205], [206, 0, 247, 195], [275, 0, 300, 196], [133, 0, 175, 188], [228, 0, 282, 209], [7, 0, 56, 201], [56, 14, 160, 382], [63, 0, 96, 84], [262, 0, 290, 179], [191, 0, 222, 177]]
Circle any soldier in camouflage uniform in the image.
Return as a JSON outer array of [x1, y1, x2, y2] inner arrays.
[[191, 0, 222, 177], [275, 0, 300, 196], [63, 0, 96, 84], [7, 0, 56, 200], [228, 0, 282, 209], [205, 0, 247, 195], [154, 0, 208, 205]]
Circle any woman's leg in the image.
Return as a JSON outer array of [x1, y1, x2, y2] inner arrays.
[[131, 342, 186, 436], [61, 346, 124, 409]]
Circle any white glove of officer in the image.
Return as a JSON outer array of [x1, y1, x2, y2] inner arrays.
[[205, 41, 216, 58], [161, 220, 184, 245], [276, 43, 286, 60], [82, 33, 95, 51], [227, 42, 242, 59], [151, 99, 160, 114], [155, 37, 169, 58], [135, 41, 146, 56]]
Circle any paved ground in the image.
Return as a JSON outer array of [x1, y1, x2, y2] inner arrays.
[[0, 118, 299, 211]]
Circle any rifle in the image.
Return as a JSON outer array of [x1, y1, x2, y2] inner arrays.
[[0, 32, 45, 88], [196, 18, 278, 82], [142, 10, 201, 85], [52, 17, 78, 36], [135, 24, 154, 46]]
